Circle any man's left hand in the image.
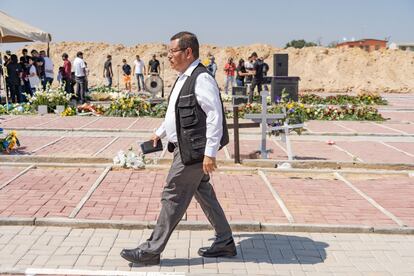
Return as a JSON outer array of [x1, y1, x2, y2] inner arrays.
[[203, 156, 217, 175]]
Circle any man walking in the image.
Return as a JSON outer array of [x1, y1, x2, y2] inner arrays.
[[73, 51, 86, 103], [133, 55, 146, 92], [120, 31, 235, 265], [103, 55, 113, 87]]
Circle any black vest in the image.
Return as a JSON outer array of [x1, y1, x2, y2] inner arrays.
[[173, 63, 229, 165]]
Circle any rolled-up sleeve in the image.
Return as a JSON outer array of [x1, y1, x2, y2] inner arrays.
[[155, 121, 166, 138], [194, 73, 223, 158]]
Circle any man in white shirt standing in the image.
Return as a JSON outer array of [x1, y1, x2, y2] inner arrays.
[[72, 51, 86, 103], [121, 32, 235, 266], [132, 55, 146, 92]]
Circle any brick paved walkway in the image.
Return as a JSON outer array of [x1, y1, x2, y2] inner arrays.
[[0, 165, 413, 229], [0, 226, 414, 275]]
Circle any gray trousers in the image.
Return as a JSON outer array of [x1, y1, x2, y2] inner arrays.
[[139, 147, 232, 254]]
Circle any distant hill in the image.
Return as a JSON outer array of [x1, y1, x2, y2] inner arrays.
[[21, 41, 414, 93]]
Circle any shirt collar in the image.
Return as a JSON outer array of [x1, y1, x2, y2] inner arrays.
[[179, 59, 200, 78]]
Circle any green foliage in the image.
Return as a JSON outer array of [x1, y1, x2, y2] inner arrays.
[[285, 39, 317, 49], [299, 92, 388, 105]]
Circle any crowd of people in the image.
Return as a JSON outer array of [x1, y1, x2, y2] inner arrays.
[[204, 52, 269, 95], [102, 54, 162, 93], [0, 48, 55, 103], [0, 48, 269, 105]]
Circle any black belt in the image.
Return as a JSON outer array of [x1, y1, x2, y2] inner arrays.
[[168, 142, 178, 153]]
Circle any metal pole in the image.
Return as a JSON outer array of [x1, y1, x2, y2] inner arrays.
[[233, 106, 240, 163], [161, 60, 165, 98], [260, 88, 269, 159]]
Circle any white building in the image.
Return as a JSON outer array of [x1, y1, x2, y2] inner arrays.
[[389, 42, 414, 51]]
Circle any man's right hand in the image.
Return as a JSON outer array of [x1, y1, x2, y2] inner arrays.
[[151, 134, 160, 147]]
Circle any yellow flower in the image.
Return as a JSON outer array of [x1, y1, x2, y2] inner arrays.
[[300, 103, 304, 108]]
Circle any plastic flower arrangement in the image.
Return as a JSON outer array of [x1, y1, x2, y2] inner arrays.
[[0, 129, 20, 153]]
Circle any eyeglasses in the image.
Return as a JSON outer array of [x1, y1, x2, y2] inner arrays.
[[168, 48, 186, 54]]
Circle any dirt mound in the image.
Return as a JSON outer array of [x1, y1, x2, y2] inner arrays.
[[23, 41, 414, 93]]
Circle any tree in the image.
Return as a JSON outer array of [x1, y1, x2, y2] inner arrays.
[[285, 39, 317, 49]]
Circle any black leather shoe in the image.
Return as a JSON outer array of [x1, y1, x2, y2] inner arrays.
[[120, 247, 160, 265], [198, 237, 237, 257]]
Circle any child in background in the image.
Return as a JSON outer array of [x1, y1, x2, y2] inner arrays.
[[122, 59, 132, 93]]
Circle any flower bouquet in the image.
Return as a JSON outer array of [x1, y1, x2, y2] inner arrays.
[[113, 148, 146, 169]]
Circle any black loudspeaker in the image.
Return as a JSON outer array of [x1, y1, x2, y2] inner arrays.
[[273, 54, 288, 76]]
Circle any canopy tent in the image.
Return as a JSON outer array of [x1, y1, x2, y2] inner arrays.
[[0, 10, 52, 107], [0, 10, 51, 43]]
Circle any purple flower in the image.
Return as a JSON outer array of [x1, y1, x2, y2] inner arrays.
[[288, 108, 295, 113], [275, 96, 281, 103]]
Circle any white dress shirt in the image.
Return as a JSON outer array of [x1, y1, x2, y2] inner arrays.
[[155, 59, 223, 158]]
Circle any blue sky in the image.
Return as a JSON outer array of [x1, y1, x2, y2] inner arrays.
[[1, 0, 413, 50]]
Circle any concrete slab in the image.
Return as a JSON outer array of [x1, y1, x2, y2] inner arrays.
[[75, 170, 167, 221], [225, 139, 286, 160], [344, 174, 414, 227], [381, 111, 414, 123], [187, 172, 289, 223], [13, 136, 62, 154], [304, 121, 353, 134], [127, 117, 164, 131], [81, 117, 138, 130], [33, 137, 114, 157], [381, 123, 414, 134], [386, 142, 414, 156], [335, 121, 401, 135], [0, 167, 103, 218], [0, 115, 56, 128], [266, 173, 397, 227], [282, 140, 355, 162], [0, 167, 27, 184], [38, 116, 99, 129], [336, 141, 414, 164]]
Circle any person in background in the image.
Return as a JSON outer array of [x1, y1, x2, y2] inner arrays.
[[235, 58, 248, 87], [73, 51, 87, 103], [27, 57, 40, 94], [148, 54, 160, 74], [133, 55, 146, 92], [244, 55, 254, 85], [6, 54, 22, 103], [122, 59, 132, 92], [206, 56, 217, 78], [57, 66, 64, 88], [31, 50, 45, 89], [61, 53, 72, 93], [261, 57, 269, 78], [223, 57, 236, 94], [19, 56, 31, 100], [21, 48, 30, 64], [40, 50, 54, 89], [103, 54, 113, 87], [250, 52, 264, 95]]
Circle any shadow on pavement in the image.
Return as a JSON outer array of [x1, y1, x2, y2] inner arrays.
[[131, 233, 329, 267]]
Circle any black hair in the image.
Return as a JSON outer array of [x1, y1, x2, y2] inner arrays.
[[170, 31, 199, 59], [62, 53, 68, 59], [77, 51, 83, 57]]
